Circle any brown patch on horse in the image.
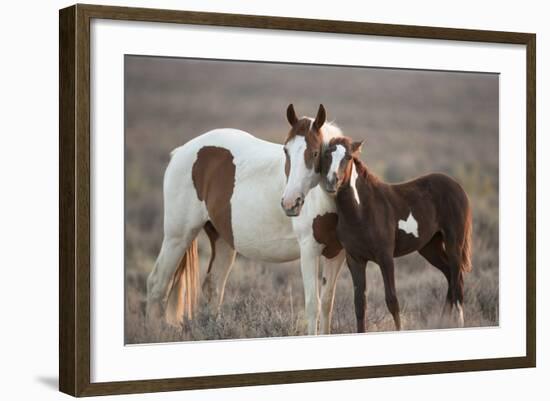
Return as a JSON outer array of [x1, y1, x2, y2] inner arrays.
[[192, 146, 236, 247], [312, 212, 342, 259]]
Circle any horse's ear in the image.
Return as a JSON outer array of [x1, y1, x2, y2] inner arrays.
[[287, 104, 298, 126], [351, 140, 364, 155], [313, 104, 326, 131]]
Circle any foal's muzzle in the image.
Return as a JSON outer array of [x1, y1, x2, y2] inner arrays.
[[281, 195, 304, 217], [324, 175, 338, 194]]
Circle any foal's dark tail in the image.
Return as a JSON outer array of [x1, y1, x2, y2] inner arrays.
[[461, 208, 473, 273]]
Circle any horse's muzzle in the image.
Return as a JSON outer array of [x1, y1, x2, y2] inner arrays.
[[281, 196, 304, 217]]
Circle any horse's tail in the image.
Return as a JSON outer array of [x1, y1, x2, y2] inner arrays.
[[165, 239, 200, 325], [460, 207, 473, 274]]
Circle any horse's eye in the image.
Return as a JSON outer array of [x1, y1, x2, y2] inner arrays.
[[283, 147, 288, 155], [313, 151, 319, 157]]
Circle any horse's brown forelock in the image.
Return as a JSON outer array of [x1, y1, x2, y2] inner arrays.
[[284, 118, 312, 144]]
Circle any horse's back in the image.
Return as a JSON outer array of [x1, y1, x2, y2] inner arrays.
[[170, 128, 279, 162], [165, 129, 281, 201], [395, 173, 467, 201], [397, 172, 471, 228], [419, 173, 469, 205]]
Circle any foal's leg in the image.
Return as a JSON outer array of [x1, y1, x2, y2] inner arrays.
[[201, 223, 237, 316], [319, 251, 346, 334], [445, 243, 465, 328], [346, 253, 368, 333], [378, 255, 401, 331], [418, 234, 453, 326]]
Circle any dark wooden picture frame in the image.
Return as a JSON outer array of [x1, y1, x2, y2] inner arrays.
[[59, 3, 536, 397]]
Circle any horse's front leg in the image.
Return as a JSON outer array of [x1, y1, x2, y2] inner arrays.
[[319, 250, 346, 334], [299, 243, 321, 335], [346, 253, 368, 333]]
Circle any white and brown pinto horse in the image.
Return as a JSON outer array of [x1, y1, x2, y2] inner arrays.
[[146, 105, 345, 335], [321, 136, 473, 332]]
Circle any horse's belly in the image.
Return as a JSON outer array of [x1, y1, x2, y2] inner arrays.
[[230, 185, 301, 263], [236, 237, 300, 263]]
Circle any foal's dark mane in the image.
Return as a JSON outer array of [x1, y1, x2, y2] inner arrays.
[[352, 157, 380, 185]]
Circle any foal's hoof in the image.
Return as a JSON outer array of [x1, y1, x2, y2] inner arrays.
[[439, 303, 465, 329]]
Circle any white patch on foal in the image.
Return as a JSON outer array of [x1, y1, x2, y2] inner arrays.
[[328, 144, 345, 179], [350, 163, 360, 205], [398, 211, 419, 237]]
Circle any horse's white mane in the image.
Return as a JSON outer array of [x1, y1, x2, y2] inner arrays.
[[322, 121, 343, 142]]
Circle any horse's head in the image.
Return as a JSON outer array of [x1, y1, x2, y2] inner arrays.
[[281, 104, 326, 217], [321, 136, 364, 194]]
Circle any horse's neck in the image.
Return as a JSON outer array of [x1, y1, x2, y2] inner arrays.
[[305, 185, 337, 215]]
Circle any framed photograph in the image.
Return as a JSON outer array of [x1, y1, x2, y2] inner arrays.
[[59, 4, 536, 397]]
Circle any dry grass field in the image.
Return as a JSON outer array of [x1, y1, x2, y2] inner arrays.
[[124, 56, 499, 344]]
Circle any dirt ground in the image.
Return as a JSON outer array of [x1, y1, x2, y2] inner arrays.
[[124, 56, 499, 344]]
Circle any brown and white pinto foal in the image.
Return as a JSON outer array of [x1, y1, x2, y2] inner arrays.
[[322, 137, 473, 332]]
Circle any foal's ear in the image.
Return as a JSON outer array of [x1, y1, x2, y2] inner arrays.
[[287, 104, 298, 126], [351, 140, 364, 155], [313, 104, 326, 131]]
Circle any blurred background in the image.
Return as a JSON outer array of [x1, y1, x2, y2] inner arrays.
[[125, 55, 499, 344]]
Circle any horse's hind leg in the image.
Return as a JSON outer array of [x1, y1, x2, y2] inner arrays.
[[319, 250, 345, 334], [378, 255, 401, 331], [418, 233, 454, 325], [442, 234, 465, 328], [146, 228, 201, 326], [201, 222, 237, 316], [146, 199, 207, 327]]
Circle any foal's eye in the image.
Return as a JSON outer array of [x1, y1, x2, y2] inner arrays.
[[283, 148, 288, 155], [313, 151, 319, 157]]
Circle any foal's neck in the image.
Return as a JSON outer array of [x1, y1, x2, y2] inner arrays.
[[351, 157, 378, 188], [339, 158, 380, 207]]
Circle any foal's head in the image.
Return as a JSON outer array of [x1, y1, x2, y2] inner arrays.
[[281, 104, 326, 216], [321, 137, 364, 194]]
